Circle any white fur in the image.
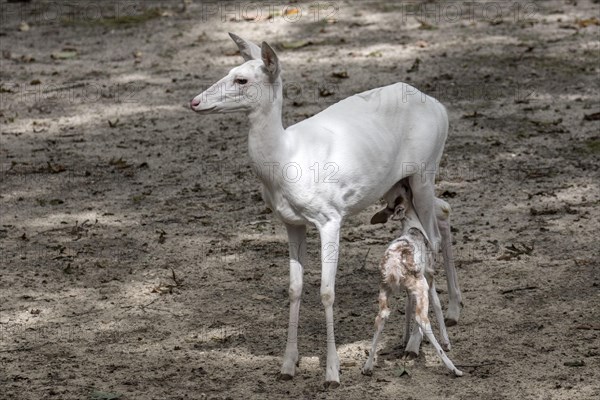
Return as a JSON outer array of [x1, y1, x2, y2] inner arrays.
[[190, 34, 449, 386]]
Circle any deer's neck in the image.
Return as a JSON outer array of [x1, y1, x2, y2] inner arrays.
[[247, 81, 288, 181]]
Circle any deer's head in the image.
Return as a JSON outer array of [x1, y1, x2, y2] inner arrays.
[[190, 33, 281, 114]]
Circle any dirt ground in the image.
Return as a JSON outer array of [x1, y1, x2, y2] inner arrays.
[[1, 0, 599, 399]]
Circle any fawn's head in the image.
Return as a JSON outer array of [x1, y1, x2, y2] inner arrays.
[[190, 33, 281, 114], [391, 180, 413, 222]]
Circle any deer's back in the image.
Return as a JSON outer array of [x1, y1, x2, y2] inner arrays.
[[280, 82, 448, 217]]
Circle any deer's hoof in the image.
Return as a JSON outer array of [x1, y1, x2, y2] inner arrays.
[[324, 380, 340, 389], [278, 373, 294, 381]]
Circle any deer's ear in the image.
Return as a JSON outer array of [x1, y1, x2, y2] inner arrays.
[[229, 32, 261, 61], [261, 41, 280, 80]]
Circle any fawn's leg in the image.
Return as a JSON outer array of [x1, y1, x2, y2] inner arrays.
[[363, 286, 392, 375], [413, 278, 463, 376], [404, 292, 423, 357]]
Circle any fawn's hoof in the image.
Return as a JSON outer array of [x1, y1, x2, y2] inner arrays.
[[453, 369, 464, 377], [444, 317, 458, 327]]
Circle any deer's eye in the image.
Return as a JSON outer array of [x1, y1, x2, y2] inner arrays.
[[235, 78, 248, 85]]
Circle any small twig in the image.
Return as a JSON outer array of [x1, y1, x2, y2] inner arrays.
[[574, 324, 600, 331], [361, 248, 371, 269], [42, 82, 87, 93], [140, 307, 184, 317], [120, 297, 159, 311], [501, 286, 538, 294], [66, 308, 101, 318], [138, 297, 159, 311], [171, 267, 182, 287], [0, 342, 49, 353], [455, 362, 496, 368]]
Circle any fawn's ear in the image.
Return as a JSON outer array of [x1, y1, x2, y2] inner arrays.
[[261, 41, 280, 80], [229, 32, 262, 61], [391, 204, 406, 221]]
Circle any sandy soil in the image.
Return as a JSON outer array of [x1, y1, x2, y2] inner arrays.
[[1, 1, 599, 399]]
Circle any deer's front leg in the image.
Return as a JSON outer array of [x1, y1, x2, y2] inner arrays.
[[428, 278, 451, 351], [280, 224, 307, 380], [318, 220, 341, 388]]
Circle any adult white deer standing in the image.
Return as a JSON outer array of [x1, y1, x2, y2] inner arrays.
[[190, 33, 449, 387]]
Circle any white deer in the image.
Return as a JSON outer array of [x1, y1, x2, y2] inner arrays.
[[190, 33, 449, 387]]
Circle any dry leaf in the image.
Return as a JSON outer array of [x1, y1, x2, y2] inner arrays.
[[416, 19, 436, 30], [583, 112, 600, 121], [367, 50, 383, 58], [331, 71, 349, 79], [577, 17, 599, 28], [151, 284, 173, 294], [281, 40, 311, 49], [563, 360, 585, 367], [51, 50, 78, 60], [319, 87, 335, 97], [109, 157, 130, 169], [46, 162, 66, 173], [407, 58, 421, 73], [284, 7, 300, 16]]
